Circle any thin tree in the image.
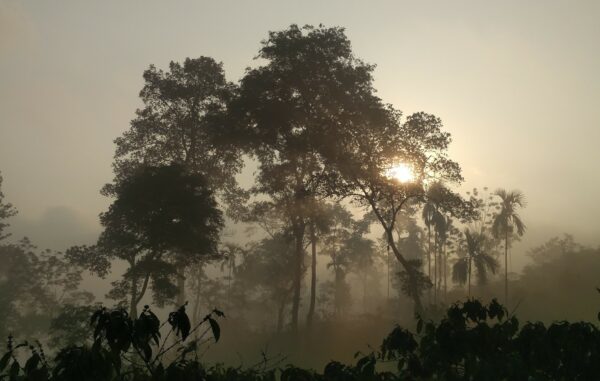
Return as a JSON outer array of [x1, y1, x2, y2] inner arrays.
[[452, 229, 499, 297], [491, 189, 526, 304], [421, 202, 435, 301]]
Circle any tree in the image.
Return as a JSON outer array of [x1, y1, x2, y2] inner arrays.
[[232, 24, 374, 332], [108, 56, 243, 304], [69, 164, 223, 316], [233, 233, 297, 332], [421, 201, 436, 291], [0, 171, 17, 241], [321, 110, 474, 313], [305, 200, 336, 327], [0, 238, 90, 339], [320, 203, 355, 317], [452, 229, 499, 297], [343, 223, 380, 313], [432, 210, 447, 303], [491, 189, 526, 304]]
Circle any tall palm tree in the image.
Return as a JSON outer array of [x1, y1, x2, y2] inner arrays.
[[422, 201, 436, 302], [432, 209, 446, 303], [452, 229, 499, 297], [440, 216, 456, 301], [491, 189, 526, 304]]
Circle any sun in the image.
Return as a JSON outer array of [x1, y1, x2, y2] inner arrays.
[[386, 163, 415, 183]]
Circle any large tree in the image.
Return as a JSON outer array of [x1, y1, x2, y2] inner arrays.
[[233, 24, 473, 316], [107, 56, 243, 303], [69, 165, 222, 316], [320, 111, 474, 313], [232, 24, 380, 331]]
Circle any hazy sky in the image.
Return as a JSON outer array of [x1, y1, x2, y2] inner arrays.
[[1, 0, 599, 259]]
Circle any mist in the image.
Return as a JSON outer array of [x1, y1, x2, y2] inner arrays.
[[1, 2, 600, 379]]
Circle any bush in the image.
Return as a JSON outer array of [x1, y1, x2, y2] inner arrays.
[[2, 299, 600, 380]]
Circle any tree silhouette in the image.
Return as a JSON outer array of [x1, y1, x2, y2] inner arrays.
[[69, 165, 222, 316], [108, 56, 242, 305], [492, 188, 526, 304], [323, 107, 474, 313], [421, 201, 436, 295], [232, 25, 379, 332], [320, 203, 355, 317], [452, 229, 499, 296]]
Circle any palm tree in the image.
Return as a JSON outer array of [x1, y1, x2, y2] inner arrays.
[[422, 201, 436, 301], [452, 229, 499, 297], [491, 189, 526, 304], [432, 209, 446, 304]]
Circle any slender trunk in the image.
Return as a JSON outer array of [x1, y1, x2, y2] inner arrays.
[[468, 255, 472, 298], [363, 273, 367, 313], [427, 226, 431, 304], [443, 245, 447, 301], [130, 276, 139, 318], [364, 195, 423, 313], [334, 268, 342, 316], [306, 224, 317, 327], [434, 232, 438, 304], [386, 246, 390, 300], [277, 297, 286, 333], [228, 261, 232, 307], [177, 270, 186, 307], [192, 273, 201, 325], [505, 231, 509, 305], [290, 219, 305, 334], [385, 228, 423, 313]]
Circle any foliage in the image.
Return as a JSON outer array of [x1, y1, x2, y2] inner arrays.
[[452, 229, 499, 289], [0, 303, 224, 381], [67, 164, 223, 316], [0, 238, 90, 340], [0, 171, 17, 241], [382, 299, 600, 380], [3, 299, 600, 380], [110, 56, 243, 205]]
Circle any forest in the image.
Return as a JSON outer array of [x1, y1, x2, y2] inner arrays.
[[1, 24, 600, 380]]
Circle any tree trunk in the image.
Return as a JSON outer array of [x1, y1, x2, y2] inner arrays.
[[177, 270, 186, 307], [434, 232, 438, 304], [290, 219, 305, 334], [385, 228, 423, 314], [192, 273, 201, 325], [386, 245, 390, 300], [505, 231, 509, 305], [306, 223, 317, 327], [363, 274, 367, 313], [334, 268, 342, 317], [468, 255, 472, 298], [427, 226, 431, 304], [443, 245, 447, 301], [130, 276, 139, 318], [277, 297, 286, 333]]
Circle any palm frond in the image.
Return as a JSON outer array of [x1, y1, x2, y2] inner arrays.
[[511, 213, 526, 236], [474, 253, 499, 285]]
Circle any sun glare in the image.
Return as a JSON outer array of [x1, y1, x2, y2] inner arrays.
[[386, 163, 415, 183]]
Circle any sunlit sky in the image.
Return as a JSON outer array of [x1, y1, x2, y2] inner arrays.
[[1, 0, 599, 263]]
